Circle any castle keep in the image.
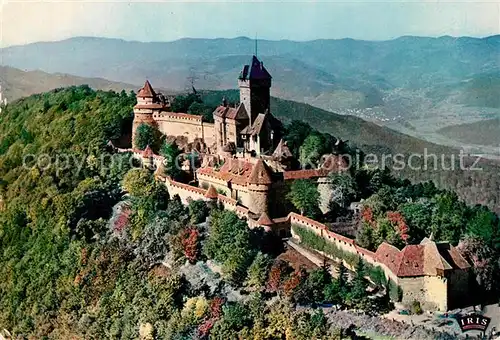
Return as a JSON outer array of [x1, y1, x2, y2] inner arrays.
[[123, 55, 471, 312]]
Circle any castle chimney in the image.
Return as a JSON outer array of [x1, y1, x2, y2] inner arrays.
[[260, 61, 263, 70], [222, 97, 228, 107]]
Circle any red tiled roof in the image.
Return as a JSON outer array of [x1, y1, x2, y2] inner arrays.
[[248, 159, 273, 185], [257, 212, 274, 226], [205, 185, 218, 199], [137, 80, 156, 98], [198, 159, 255, 185], [397, 245, 426, 277], [284, 169, 327, 180], [375, 242, 404, 275], [214, 103, 248, 120], [374, 238, 470, 278], [273, 139, 293, 160]]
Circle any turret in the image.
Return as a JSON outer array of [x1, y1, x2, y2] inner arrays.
[[132, 81, 162, 147], [141, 145, 154, 169], [247, 159, 272, 215]]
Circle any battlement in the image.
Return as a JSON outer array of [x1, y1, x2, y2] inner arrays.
[[153, 111, 203, 123]]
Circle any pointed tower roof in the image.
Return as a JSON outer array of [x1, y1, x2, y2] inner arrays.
[[239, 56, 271, 81], [204, 185, 218, 199], [247, 159, 272, 185], [272, 139, 293, 160], [142, 145, 153, 158], [257, 211, 274, 226], [138, 80, 156, 98]]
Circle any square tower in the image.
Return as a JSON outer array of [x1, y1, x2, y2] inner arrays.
[[238, 56, 272, 126]]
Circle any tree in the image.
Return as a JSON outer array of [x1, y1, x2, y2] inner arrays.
[[267, 259, 288, 293], [181, 227, 201, 264], [399, 201, 432, 244], [457, 235, 499, 293], [323, 281, 341, 304], [283, 268, 306, 299], [134, 123, 158, 150], [467, 206, 500, 251], [350, 260, 369, 308], [284, 120, 312, 157], [188, 199, 210, 224], [303, 266, 331, 304], [171, 93, 201, 113], [299, 133, 328, 168], [287, 179, 320, 217], [160, 141, 183, 180], [245, 252, 271, 290], [122, 169, 169, 209], [356, 223, 376, 251], [203, 210, 254, 285], [431, 191, 467, 245], [336, 262, 349, 297], [329, 172, 358, 208]]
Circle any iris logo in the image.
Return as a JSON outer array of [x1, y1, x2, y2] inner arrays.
[[456, 314, 491, 332]]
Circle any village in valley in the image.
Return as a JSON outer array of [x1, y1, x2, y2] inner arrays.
[[107, 55, 499, 338]]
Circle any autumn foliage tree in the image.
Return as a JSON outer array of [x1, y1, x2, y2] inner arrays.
[[267, 260, 288, 293], [181, 227, 201, 264]]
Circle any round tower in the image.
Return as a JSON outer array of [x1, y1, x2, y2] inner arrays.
[[247, 159, 272, 216], [132, 80, 161, 147]]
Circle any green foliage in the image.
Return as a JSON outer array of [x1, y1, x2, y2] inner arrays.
[[204, 210, 255, 285], [134, 123, 160, 150], [159, 140, 183, 180], [387, 279, 403, 302], [283, 120, 312, 157], [245, 251, 271, 290], [299, 133, 329, 167], [287, 179, 320, 217], [292, 224, 360, 267], [171, 93, 201, 113], [466, 206, 500, 251], [187, 199, 210, 224], [350, 260, 368, 306]]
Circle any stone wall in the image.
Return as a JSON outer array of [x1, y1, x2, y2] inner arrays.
[[288, 212, 451, 312]]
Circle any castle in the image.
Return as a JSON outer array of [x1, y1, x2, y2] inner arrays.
[[123, 55, 471, 312], [131, 55, 346, 220]]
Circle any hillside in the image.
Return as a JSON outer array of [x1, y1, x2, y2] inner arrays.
[[0, 65, 137, 101], [2, 86, 485, 339], [438, 118, 500, 146]]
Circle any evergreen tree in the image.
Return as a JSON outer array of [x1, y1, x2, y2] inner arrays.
[[134, 123, 158, 149]]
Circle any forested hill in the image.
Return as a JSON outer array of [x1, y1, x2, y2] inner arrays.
[[0, 86, 499, 338], [0, 65, 137, 101], [438, 118, 500, 147]]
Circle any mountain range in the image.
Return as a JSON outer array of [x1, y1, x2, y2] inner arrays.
[[2, 35, 498, 152]]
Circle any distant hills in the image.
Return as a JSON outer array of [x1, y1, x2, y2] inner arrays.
[[0, 36, 498, 105], [0, 66, 136, 101], [438, 118, 500, 147]]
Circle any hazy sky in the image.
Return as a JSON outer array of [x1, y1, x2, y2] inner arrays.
[[1, 0, 499, 47]]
